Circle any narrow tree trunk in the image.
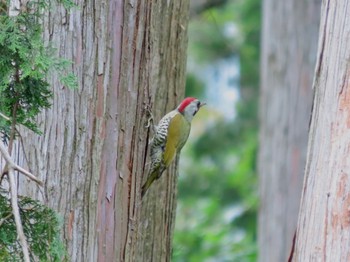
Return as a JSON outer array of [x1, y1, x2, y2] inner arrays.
[[292, 1, 350, 260], [258, 0, 321, 261], [17, 0, 189, 261]]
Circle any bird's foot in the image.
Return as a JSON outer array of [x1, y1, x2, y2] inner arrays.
[[144, 104, 156, 133]]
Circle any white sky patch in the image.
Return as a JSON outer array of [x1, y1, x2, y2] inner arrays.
[[188, 55, 240, 120], [223, 22, 240, 38]]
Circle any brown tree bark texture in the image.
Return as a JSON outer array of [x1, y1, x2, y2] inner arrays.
[[292, 1, 350, 260], [16, 0, 189, 261], [258, 0, 321, 261]]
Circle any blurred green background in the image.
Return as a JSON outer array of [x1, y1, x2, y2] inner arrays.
[[173, 0, 260, 261]]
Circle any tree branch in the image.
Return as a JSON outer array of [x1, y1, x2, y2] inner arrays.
[[0, 142, 43, 186], [8, 167, 30, 262], [0, 140, 44, 261]]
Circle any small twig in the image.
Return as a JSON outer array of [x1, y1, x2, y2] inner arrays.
[[14, 165, 43, 186], [0, 142, 43, 186], [0, 112, 11, 121], [8, 100, 19, 155], [17, 128, 30, 171], [0, 212, 13, 227]]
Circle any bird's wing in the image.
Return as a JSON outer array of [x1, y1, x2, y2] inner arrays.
[[163, 113, 190, 166]]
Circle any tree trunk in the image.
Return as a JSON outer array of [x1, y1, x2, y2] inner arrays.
[[291, 1, 350, 260], [16, 0, 189, 261], [258, 0, 321, 261]]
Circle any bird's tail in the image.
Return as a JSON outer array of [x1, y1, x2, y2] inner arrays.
[[141, 172, 158, 198]]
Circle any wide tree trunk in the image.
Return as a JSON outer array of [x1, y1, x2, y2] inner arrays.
[[16, 0, 189, 261], [291, 1, 350, 260], [258, 0, 321, 261]]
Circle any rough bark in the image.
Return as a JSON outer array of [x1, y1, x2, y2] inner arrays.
[[15, 0, 189, 261], [291, 1, 350, 260], [258, 0, 321, 261]]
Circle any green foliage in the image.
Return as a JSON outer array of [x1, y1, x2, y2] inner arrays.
[[0, 1, 77, 139], [174, 131, 258, 261], [236, 0, 261, 88], [174, 0, 260, 261], [185, 73, 206, 98], [0, 191, 66, 261], [188, 11, 239, 62]]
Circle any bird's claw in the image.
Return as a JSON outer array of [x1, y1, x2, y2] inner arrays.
[[145, 117, 152, 129]]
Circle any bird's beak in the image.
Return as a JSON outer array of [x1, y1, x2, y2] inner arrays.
[[199, 102, 206, 108]]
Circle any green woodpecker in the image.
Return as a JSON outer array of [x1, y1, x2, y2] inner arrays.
[[141, 97, 205, 197]]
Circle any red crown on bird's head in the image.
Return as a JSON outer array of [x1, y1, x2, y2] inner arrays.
[[178, 97, 197, 113]]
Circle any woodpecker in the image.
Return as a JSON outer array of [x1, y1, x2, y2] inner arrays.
[[141, 97, 205, 197]]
